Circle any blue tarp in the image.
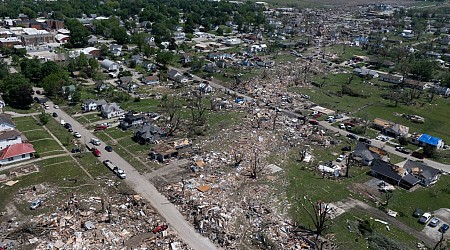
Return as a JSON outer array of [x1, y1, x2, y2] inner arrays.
[[418, 134, 442, 146]]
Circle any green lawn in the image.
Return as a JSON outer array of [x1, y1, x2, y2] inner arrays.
[[30, 139, 64, 155], [332, 210, 418, 250], [323, 44, 368, 62], [45, 118, 75, 148], [13, 116, 42, 132], [0, 156, 91, 213], [387, 175, 450, 231], [120, 98, 161, 113]]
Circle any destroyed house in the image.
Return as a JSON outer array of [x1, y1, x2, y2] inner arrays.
[[149, 144, 178, 162], [372, 118, 409, 137], [371, 159, 420, 189]]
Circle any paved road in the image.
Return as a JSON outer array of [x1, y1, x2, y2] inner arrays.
[[39, 99, 218, 250]]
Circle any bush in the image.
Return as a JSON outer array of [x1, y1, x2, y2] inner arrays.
[[34, 152, 40, 158], [134, 97, 141, 102]]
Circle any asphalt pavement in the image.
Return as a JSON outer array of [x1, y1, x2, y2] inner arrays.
[[38, 96, 218, 250]]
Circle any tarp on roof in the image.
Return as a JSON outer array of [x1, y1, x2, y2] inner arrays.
[[418, 134, 442, 146]]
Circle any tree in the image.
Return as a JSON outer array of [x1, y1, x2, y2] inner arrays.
[[20, 58, 42, 84], [423, 144, 437, 158], [42, 71, 69, 97], [65, 19, 90, 48], [0, 73, 33, 109], [156, 50, 174, 68], [190, 95, 208, 126], [38, 112, 50, 125], [398, 136, 409, 146], [71, 90, 81, 103], [299, 197, 333, 238], [248, 146, 262, 179]]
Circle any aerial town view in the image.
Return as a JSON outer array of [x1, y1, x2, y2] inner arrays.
[[0, 0, 450, 249]]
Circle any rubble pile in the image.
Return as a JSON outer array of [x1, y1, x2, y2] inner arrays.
[[1, 192, 190, 250]]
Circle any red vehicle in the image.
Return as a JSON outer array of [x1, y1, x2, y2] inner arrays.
[[94, 125, 108, 131], [92, 148, 101, 157], [152, 224, 168, 234], [309, 119, 319, 125]]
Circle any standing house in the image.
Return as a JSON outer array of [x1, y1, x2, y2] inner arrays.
[[403, 160, 441, 187], [101, 103, 124, 119], [0, 114, 15, 132], [141, 75, 160, 85], [0, 143, 35, 165], [370, 159, 420, 189], [378, 73, 404, 84], [82, 99, 98, 112], [119, 112, 146, 130], [101, 59, 119, 72], [352, 142, 389, 166], [168, 69, 188, 83], [134, 124, 166, 144], [412, 134, 445, 149], [0, 130, 22, 150]]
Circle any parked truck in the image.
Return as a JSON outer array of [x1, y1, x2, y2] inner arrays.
[[103, 160, 126, 179]]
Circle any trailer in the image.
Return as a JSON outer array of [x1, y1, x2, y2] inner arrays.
[[103, 160, 126, 179]]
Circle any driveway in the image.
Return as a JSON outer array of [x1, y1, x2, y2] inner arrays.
[[39, 98, 218, 250]]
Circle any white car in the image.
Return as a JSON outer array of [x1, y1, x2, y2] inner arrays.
[[90, 138, 101, 146], [336, 155, 346, 162], [60, 119, 66, 125], [339, 123, 345, 129], [73, 132, 82, 138], [419, 212, 432, 224], [54, 105, 59, 109]]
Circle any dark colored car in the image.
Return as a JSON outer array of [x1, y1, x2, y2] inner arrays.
[[71, 148, 81, 153], [309, 119, 319, 125], [105, 145, 113, 152], [346, 133, 358, 140], [439, 224, 449, 233], [52, 112, 58, 117], [64, 123, 72, 129], [68, 128, 73, 133], [341, 146, 352, 151], [413, 208, 423, 218], [35, 90, 41, 95], [358, 137, 371, 144], [411, 152, 425, 159]]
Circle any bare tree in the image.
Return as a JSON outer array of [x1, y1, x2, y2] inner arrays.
[[248, 147, 263, 179], [190, 94, 208, 126], [300, 197, 333, 238], [272, 110, 279, 131], [232, 148, 243, 167], [431, 231, 448, 250]]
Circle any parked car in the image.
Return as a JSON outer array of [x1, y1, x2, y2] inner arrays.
[[309, 119, 319, 125], [64, 123, 72, 129], [92, 148, 101, 157], [73, 132, 82, 138], [376, 135, 388, 141], [428, 217, 440, 227], [336, 155, 346, 162], [94, 125, 108, 131], [341, 146, 352, 151], [346, 133, 358, 140], [105, 145, 113, 152], [358, 137, 371, 144], [53, 105, 59, 109], [52, 112, 58, 117], [68, 128, 73, 133], [439, 224, 449, 233], [60, 119, 66, 125], [339, 123, 346, 129], [71, 148, 81, 153], [30, 199, 42, 210], [411, 152, 425, 159], [413, 208, 423, 218], [90, 138, 101, 146], [395, 147, 411, 154], [419, 212, 432, 224]]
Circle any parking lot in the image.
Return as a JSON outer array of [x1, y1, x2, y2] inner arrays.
[[421, 208, 450, 241]]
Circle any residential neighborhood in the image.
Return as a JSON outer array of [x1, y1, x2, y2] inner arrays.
[[0, 0, 449, 249]]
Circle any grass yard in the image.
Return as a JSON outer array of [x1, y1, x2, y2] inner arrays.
[[74, 152, 111, 179], [0, 156, 92, 213], [45, 118, 75, 148], [120, 98, 161, 113], [13, 116, 42, 132], [284, 144, 372, 225], [332, 210, 418, 250], [323, 44, 368, 61], [387, 174, 450, 231]]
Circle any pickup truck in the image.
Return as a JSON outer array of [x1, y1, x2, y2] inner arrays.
[[103, 160, 126, 179]]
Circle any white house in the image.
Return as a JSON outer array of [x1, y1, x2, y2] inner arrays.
[[168, 69, 188, 83], [82, 99, 98, 112], [0, 130, 22, 150], [0, 143, 35, 165], [101, 103, 124, 119], [101, 59, 119, 72], [0, 114, 15, 132]]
